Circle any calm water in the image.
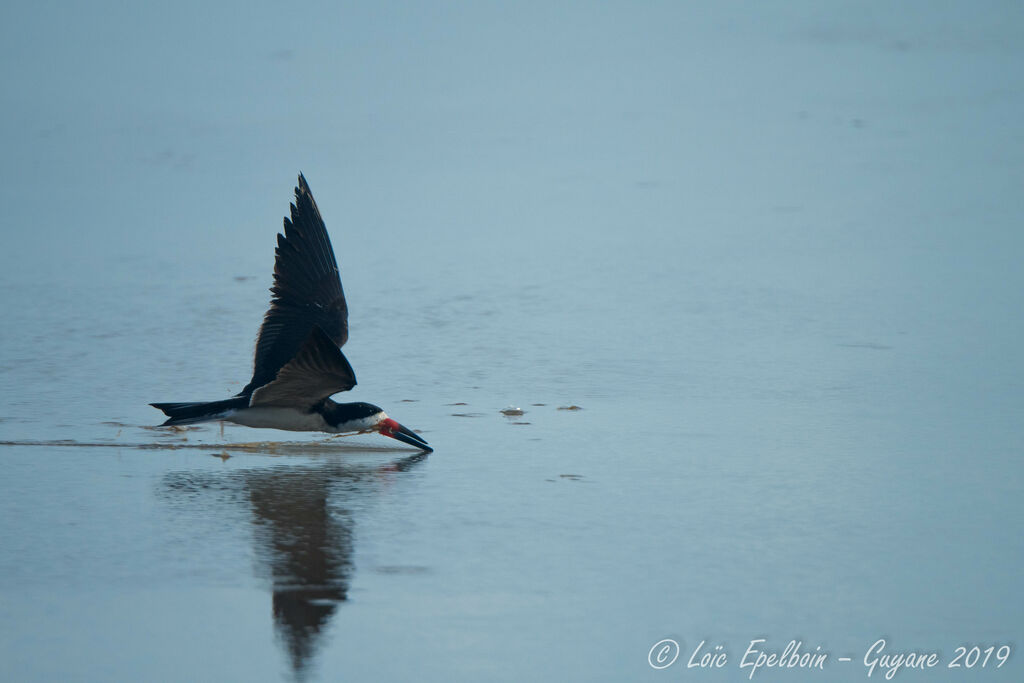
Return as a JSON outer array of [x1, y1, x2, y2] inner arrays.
[[1, 2, 1022, 681]]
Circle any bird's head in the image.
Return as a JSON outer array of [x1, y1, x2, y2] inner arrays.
[[330, 402, 431, 452]]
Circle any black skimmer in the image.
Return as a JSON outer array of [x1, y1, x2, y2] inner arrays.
[[151, 174, 431, 453]]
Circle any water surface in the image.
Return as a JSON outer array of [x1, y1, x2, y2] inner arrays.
[[1, 2, 1022, 681]]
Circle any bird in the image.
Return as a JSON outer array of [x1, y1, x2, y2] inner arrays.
[[151, 174, 431, 453]]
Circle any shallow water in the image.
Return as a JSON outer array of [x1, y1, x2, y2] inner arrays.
[[2, 2, 1023, 681]]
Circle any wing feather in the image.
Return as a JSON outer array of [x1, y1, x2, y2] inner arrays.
[[249, 326, 357, 408], [241, 174, 349, 396]]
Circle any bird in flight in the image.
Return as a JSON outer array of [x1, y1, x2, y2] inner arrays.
[[151, 174, 431, 452]]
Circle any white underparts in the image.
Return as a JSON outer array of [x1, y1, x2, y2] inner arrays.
[[224, 407, 332, 432], [223, 408, 387, 434]]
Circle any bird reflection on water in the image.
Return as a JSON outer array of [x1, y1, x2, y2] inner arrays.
[[161, 451, 428, 678]]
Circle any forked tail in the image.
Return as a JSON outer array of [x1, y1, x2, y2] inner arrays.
[[150, 397, 248, 426]]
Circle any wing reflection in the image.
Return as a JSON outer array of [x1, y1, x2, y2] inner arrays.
[[248, 464, 353, 674], [162, 451, 428, 678]]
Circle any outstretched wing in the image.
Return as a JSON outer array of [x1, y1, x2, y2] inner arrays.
[[241, 174, 348, 396], [249, 326, 357, 408]]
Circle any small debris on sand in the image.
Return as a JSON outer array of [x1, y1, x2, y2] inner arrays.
[[142, 424, 201, 433]]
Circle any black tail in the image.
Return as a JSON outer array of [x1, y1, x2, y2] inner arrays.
[[150, 397, 248, 426]]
